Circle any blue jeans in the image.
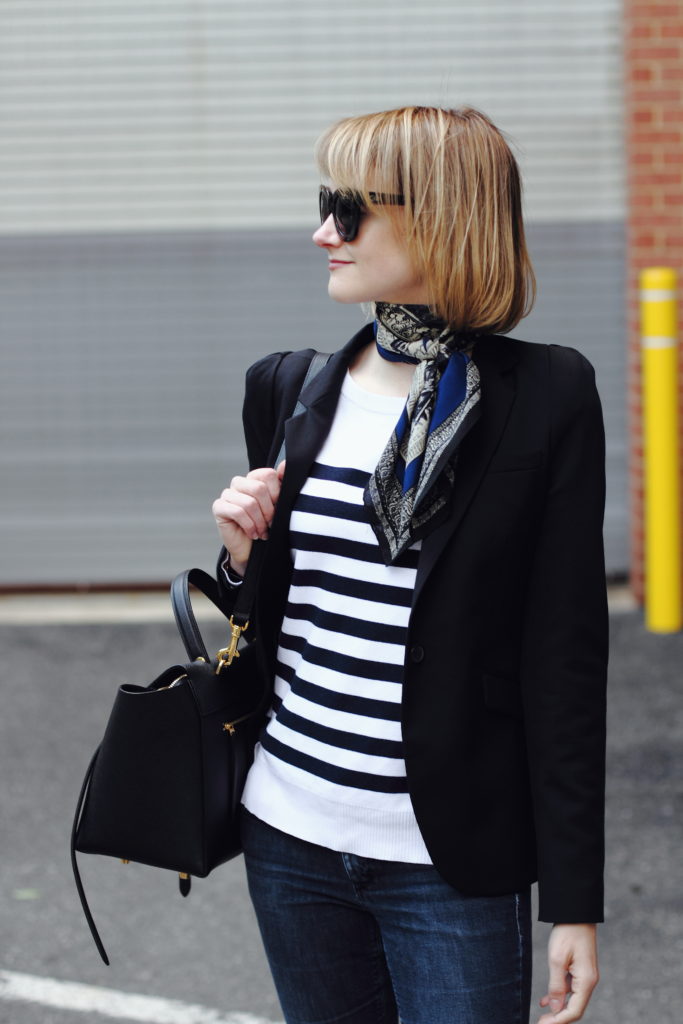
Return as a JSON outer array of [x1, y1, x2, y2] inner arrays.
[[241, 809, 532, 1024]]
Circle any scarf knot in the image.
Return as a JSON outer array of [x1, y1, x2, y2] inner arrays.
[[365, 302, 483, 564]]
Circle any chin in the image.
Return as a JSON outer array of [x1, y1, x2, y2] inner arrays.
[[327, 282, 369, 305]]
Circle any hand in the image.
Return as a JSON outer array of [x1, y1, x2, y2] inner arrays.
[[537, 924, 599, 1023], [212, 461, 286, 575]]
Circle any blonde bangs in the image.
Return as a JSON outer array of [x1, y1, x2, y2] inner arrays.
[[315, 110, 407, 206], [315, 106, 536, 334]]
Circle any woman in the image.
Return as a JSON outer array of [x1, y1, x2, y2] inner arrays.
[[212, 106, 607, 1024]]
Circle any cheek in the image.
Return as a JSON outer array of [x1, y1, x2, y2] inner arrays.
[[373, 237, 421, 285], [369, 218, 421, 281], [382, 250, 423, 289]]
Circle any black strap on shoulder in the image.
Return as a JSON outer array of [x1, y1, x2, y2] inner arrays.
[[171, 352, 330, 658], [230, 350, 331, 629], [272, 350, 331, 468]]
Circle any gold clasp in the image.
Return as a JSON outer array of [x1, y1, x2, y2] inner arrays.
[[215, 616, 249, 674], [222, 710, 257, 735]]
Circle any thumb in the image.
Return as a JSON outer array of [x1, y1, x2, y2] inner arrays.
[[276, 459, 287, 480]]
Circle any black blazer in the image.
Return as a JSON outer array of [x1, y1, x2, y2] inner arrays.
[[219, 323, 608, 924]]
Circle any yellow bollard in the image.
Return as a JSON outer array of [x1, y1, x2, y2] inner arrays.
[[641, 267, 682, 632]]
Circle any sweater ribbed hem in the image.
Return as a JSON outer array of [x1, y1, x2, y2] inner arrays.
[[242, 744, 432, 864]]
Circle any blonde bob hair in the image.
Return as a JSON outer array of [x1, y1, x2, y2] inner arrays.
[[315, 106, 536, 334]]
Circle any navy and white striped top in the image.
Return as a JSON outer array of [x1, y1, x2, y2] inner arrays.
[[242, 370, 432, 863]]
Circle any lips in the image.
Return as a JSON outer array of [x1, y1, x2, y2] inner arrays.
[[328, 259, 353, 268]]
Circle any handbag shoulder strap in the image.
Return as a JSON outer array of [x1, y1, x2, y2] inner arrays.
[[172, 350, 331, 660], [230, 349, 331, 627], [272, 349, 331, 468]]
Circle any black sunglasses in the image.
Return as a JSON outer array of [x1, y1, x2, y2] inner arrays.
[[318, 186, 405, 242]]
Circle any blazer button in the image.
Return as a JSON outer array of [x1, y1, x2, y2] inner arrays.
[[410, 645, 425, 663]]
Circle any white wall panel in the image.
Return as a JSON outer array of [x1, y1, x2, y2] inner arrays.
[[0, 0, 624, 234]]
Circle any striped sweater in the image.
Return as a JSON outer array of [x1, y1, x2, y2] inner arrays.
[[242, 369, 431, 863]]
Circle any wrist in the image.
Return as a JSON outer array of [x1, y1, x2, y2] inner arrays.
[[230, 555, 247, 578], [223, 551, 246, 585]]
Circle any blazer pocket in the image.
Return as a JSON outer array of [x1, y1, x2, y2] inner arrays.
[[486, 450, 543, 474], [482, 674, 523, 719]]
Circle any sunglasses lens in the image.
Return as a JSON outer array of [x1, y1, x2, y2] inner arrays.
[[319, 188, 362, 240], [334, 194, 359, 240], [319, 188, 332, 224]]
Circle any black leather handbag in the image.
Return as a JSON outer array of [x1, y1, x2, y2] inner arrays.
[[71, 566, 267, 964], [71, 351, 330, 965]]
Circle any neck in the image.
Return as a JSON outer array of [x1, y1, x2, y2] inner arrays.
[[375, 301, 474, 356], [349, 340, 415, 397]]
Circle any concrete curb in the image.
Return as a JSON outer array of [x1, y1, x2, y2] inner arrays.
[[0, 584, 639, 625]]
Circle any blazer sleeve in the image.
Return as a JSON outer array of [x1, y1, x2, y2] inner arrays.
[[520, 345, 608, 924]]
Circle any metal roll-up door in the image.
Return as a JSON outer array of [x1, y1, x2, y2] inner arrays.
[[0, 1, 626, 584]]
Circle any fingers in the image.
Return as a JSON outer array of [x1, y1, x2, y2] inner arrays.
[[244, 466, 284, 509], [541, 954, 571, 1018], [538, 974, 571, 1021], [537, 924, 599, 1024], [537, 981, 595, 1024], [212, 489, 269, 541], [212, 467, 283, 542]]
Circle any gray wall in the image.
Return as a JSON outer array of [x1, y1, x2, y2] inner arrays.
[[0, 221, 626, 585], [0, 0, 627, 585], [0, 2, 624, 233]]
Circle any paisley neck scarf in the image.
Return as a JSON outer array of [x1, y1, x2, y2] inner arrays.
[[364, 302, 482, 564]]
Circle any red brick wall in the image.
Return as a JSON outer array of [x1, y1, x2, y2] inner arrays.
[[624, 0, 683, 601]]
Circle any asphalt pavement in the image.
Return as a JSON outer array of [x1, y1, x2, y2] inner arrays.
[[0, 596, 680, 1024]]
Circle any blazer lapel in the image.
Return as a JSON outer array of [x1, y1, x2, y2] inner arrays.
[[413, 336, 520, 606]]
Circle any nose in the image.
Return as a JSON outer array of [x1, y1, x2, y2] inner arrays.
[[313, 214, 343, 248]]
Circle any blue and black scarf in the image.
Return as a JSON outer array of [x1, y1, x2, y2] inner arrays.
[[365, 302, 482, 564]]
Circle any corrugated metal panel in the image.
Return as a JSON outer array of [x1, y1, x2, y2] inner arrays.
[[522, 222, 628, 574], [0, 2, 627, 585], [0, 1, 624, 233], [0, 223, 626, 584]]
